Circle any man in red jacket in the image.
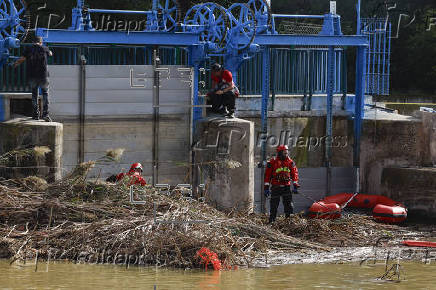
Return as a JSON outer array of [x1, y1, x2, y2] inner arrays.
[[207, 63, 239, 118], [115, 163, 147, 186], [264, 145, 300, 223]]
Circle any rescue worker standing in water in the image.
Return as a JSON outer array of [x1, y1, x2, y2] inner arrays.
[[264, 145, 300, 223]]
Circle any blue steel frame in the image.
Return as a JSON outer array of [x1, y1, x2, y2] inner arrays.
[[34, 1, 369, 198]]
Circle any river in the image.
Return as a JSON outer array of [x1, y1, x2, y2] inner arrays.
[[1, 260, 435, 289]]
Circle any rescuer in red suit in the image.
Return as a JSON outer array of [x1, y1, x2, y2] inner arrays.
[[207, 63, 239, 118], [115, 163, 147, 186], [264, 145, 300, 223]]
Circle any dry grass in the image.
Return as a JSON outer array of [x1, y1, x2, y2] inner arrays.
[[33, 146, 51, 159], [105, 148, 125, 162]]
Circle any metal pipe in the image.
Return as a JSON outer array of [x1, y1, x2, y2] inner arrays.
[[302, 50, 308, 110], [341, 50, 347, 110], [356, 0, 361, 35], [271, 50, 276, 110], [272, 14, 324, 19], [353, 46, 366, 193], [88, 9, 152, 15], [308, 50, 313, 110], [78, 51, 86, 164], [152, 46, 160, 186], [325, 46, 335, 196], [260, 46, 271, 214], [386, 22, 391, 94], [189, 66, 194, 189]]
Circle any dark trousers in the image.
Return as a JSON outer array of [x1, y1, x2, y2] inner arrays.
[[30, 78, 49, 117], [269, 185, 293, 222], [208, 91, 236, 113]]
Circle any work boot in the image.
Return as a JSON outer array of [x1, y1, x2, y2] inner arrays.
[[32, 112, 40, 120], [218, 106, 227, 116], [225, 111, 235, 118], [43, 114, 52, 122]]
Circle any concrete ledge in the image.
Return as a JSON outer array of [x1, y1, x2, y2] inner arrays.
[[237, 110, 352, 118], [0, 117, 63, 181], [381, 167, 436, 219]]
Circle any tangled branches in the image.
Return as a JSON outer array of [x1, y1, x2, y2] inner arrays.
[[0, 175, 327, 269]]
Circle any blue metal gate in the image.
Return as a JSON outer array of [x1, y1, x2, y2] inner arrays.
[[362, 18, 392, 96]]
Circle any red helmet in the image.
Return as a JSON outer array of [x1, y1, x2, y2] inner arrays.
[[276, 145, 289, 152], [129, 163, 143, 173]]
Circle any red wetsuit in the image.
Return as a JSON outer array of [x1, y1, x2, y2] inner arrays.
[[116, 171, 147, 186]]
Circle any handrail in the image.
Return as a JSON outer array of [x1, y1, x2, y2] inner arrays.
[[272, 14, 324, 19], [88, 9, 151, 15]]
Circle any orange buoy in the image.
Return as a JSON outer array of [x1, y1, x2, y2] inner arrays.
[[373, 204, 407, 223], [308, 202, 341, 219]]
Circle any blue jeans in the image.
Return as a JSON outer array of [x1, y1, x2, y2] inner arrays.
[[30, 78, 49, 117]]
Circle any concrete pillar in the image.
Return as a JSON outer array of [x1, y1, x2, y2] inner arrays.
[[0, 118, 63, 182], [194, 117, 254, 213]]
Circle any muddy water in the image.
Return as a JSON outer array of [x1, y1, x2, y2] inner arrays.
[[1, 260, 436, 289]]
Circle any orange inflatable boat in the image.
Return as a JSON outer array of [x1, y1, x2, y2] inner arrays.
[[308, 193, 407, 223]]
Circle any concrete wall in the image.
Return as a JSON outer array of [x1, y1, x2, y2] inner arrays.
[[360, 117, 428, 195], [421, 111, 436, 167], [241, 111, 435, 213], [0, 118, 63, 181], [46, 64, 435, 215], [49, 65, 192, 183], [381, 167, 436, 219]]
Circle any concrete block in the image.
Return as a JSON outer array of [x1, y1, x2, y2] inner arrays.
[[0, 118, 63, 181], [360, 119, 423, 195], [381, 167, 436, 219], [194, 117, 255, 213], [420, 112, 436, 166]]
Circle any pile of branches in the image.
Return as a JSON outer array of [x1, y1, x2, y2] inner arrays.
[[271, 212, 420, 247], [0, 161, 328, 269]]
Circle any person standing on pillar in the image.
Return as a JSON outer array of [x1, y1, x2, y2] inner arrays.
[[264, 145, 300, 223], [14, 36, 53, 121], [207, 63, 239, 118]]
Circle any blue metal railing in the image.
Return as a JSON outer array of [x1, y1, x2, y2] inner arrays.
[[361, 18, 391, 96], [1, 45, 347, 96]]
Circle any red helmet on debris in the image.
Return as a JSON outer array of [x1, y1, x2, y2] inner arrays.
[[129, 163, 143, 173], [276, 145, 289, 152]]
